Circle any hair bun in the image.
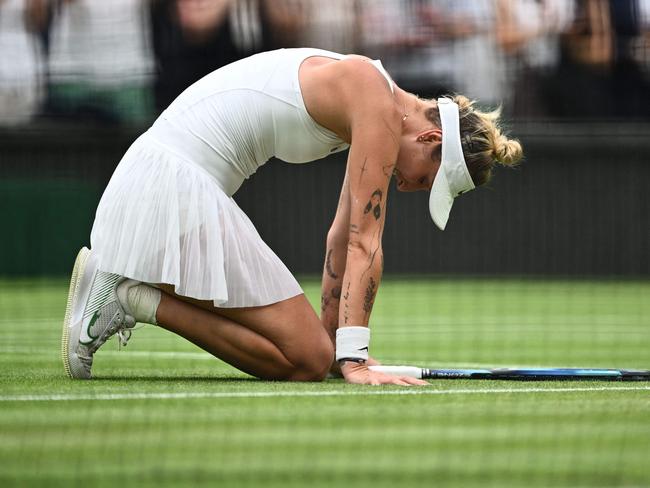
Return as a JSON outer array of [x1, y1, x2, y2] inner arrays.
[[494, 135, 523, 167]]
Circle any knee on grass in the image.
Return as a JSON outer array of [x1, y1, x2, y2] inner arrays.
[[282, 338, 334, 382]]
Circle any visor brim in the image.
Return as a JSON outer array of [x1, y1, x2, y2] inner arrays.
[[428, 168, 454, 231]]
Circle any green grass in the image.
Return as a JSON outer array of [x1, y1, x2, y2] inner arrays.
[[1, 277, 649, 487]]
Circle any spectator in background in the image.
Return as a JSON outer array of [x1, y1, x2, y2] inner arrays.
[[151, 0, 244, 111], [607, 0, 649, 116], [43, 0, 154, 125], [357, 0, 451, 99], [151, 0, 304, 113], [638, 0, 650, 39], [0, 0, 45, 125], [639, 1, 650, 73], [258, 0, 305, 49], [495, 0, 575, 117], [358, 1, 504, 106], [295, 0, 359, 54], [432, 0, 505, 108], [554, 0, 613, 117], [547, 0, 649, 117]]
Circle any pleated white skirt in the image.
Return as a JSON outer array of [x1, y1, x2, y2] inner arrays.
[[90, 133, 303, 308]]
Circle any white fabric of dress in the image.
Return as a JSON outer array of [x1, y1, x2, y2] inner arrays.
[[91, 48, 394, 308]]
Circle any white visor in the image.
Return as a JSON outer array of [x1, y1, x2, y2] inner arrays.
[[428, 98, 475, 230]]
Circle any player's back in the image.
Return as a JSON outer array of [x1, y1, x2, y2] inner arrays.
[[148, 48, 349, 194]]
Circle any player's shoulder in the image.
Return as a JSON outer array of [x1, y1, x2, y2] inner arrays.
[[335, 56, 400, 119], [337, 56, 393, 93]]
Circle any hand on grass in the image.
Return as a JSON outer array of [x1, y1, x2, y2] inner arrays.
[[329, 355, 381, 378], [341, 361, 429, 386]]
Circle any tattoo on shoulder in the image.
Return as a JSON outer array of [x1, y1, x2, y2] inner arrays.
[[363, 189, 383, 220], [325, 249, 338, 279]]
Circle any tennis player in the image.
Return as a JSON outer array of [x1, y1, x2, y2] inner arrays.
[[62, 48, 522, 385]]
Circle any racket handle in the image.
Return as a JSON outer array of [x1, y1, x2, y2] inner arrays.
[[369, 365, 424, 379]]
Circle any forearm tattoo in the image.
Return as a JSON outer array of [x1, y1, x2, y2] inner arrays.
[[320, 293, 329, 312], [343, 282, 350, 324], [321, 284, 342, 313], [332, 286, 341, 300], [325, 249, 338, 279], [363, 277, 377, 315]]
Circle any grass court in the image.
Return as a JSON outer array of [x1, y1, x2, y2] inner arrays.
[[1, 277, 649, 487]]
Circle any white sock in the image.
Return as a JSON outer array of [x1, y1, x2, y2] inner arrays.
[[126, 283, 161, 325]]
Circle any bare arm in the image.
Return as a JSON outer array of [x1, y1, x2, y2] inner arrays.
[[306, 57, 426, 385], [341, 153, 390, 329], [337, 67, 425, 385], [320, 168, 350, 345], [321, 166, 382, 375]]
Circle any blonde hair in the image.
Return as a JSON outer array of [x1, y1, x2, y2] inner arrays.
[[425, 95, 523, 186]]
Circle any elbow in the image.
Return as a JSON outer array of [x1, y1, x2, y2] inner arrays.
[[346, 239, 367, 255], [347, 239, 382, 261], [326, 226, 349, 249]]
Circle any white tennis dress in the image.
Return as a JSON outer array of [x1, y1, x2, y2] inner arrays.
[[90, 48, 393, 307]]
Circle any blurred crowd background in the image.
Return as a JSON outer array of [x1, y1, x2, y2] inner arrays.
[[1, 0, 649, 127]]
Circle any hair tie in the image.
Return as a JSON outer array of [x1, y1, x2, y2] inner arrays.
[[463, 133, 474, 152]]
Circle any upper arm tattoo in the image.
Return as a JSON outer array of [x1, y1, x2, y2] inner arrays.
[[363, 189, 383, 221], [359, 157, 368, 185]]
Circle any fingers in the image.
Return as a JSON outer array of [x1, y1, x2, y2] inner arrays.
[[373, 373, 429, 386], [390, 376, 428, 386], [342, 363, 430, 386], [401, 376, 429, 386], [392, 378, 412, 386]]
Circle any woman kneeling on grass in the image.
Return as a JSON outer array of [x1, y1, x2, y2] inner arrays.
[[62, 48, 522, 386]]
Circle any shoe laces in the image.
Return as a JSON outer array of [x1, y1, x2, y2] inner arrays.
[[117, 328, 132, 348], [116, 314, 137, 349]]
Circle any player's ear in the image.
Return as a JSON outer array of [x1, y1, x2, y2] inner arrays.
[[416, 129, 442, 143]]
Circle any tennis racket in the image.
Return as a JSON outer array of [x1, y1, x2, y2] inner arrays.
[[369, 366, 650, 381]]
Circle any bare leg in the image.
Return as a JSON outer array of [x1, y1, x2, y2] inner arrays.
[[155, 286, 333, 381]]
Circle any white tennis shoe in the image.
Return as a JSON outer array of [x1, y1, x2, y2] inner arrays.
[[62, 247, 139, 379]]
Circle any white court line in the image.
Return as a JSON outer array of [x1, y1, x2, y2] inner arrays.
[[1, 347, 642, 372], [0, 348, 612, 371], [2, 386, 649, 402]]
